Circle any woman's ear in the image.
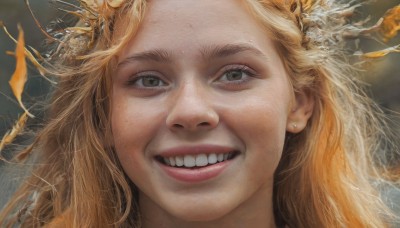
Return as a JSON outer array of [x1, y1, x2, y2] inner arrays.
[[286, 89, 314, 133]]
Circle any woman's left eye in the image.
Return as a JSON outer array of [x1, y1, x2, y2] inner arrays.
[[218, 66, 256, 84], [127, 75, 168, 88], [139, 76, 166, 87], [224, 70, 246, 81]]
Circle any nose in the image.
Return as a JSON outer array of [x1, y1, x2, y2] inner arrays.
[[166, 81, 219, 132]]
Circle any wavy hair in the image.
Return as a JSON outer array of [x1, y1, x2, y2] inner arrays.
[[0, 0, 398, 227], [244, 1, 399, 227]]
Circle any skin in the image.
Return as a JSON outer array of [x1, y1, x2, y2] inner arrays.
[[111, 0, 313, 227]]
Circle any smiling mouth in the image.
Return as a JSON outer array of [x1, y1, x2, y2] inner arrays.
[[155, 151, 240, 169]]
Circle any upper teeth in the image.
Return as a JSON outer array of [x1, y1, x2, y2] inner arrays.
[[163, 153, 233, 168]]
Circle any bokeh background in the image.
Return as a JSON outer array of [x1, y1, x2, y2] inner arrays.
[[0, 0, 399, 216]]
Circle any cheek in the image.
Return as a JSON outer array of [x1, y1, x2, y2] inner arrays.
[[111, 105, 141, 174], [112, 105, 142, 155], [111, 96, 163, 170], [112, 90, 163, 145], [247, 105, 286, 159], [222, 94, 288, 178], [226, 92, 289, 145]]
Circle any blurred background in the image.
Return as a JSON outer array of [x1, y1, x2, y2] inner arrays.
[[0, 0, 399, 215], [0, 0, 58, 138]]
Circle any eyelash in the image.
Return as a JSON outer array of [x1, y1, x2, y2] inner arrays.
[[217, 65, 257, 85], [125, 64, 257, 89], [126, 72, 168, 88]]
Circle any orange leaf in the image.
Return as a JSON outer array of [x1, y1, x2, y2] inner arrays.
[[0, 113, 28, 152], [380, 5, 400, 42], [362, 44, 400, 58], [8, 24, 34, 117], [1, 22, 53, 84]]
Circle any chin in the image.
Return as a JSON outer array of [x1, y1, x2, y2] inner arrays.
[[165, 199, 235, 222], [173, 209, 227, 222]]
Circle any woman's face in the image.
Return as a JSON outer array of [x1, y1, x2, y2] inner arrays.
[[112, 0, 311, 224]]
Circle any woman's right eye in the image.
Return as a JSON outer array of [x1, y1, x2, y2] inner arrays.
[[128, 75, 167, 88]]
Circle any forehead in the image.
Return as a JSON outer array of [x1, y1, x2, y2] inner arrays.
[[119, 0, 275, 57], [144, 0, 251, 26]]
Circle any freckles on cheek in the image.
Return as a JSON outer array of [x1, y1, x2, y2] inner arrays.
[[112, 126, 145, 173], [111, 104, 137, 156], [239, 101, 286, 161], [111, 100, 162, 159]]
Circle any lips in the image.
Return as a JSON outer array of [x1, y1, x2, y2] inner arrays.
[[154, 145, 240, 182]]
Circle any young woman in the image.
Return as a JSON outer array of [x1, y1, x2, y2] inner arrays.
[[1, 0, 399, 227]]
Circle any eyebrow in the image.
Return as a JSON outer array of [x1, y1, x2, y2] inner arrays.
[[118, 49, 171, 67], [200, 43, 267, 60], [118, 43, 267, 67]]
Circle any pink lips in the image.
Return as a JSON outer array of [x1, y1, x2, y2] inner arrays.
[[156, 145, 237, 183]]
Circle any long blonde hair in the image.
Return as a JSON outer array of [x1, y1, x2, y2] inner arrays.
[[244, 1, 399, 227], [0, 0, 398, 227]]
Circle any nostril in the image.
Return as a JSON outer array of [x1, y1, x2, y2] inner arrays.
[[198, 122, 210, 127], [167, 111, 219, 131], [171, 122, 211, 130], [173, 124, 184, 129]]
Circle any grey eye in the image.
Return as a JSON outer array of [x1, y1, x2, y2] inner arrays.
[[225, 70, 244, 81], [142, 76, 164, 87], [132, 75, 166, 87]]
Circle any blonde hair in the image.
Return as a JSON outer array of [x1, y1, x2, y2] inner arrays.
[[244, 1, 399, 227], [0, 0, 398, 227]]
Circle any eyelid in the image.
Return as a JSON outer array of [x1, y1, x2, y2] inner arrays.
[[130, 70, 163, 80], [216, 64, 257, 80]]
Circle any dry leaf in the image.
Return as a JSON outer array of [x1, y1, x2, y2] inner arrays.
[[0, 113, 28, 152], [66, 26, 93, 34], [301, 0, 315, 12], [362, 44, 400, 58], [8, 24, 34, 117], [79, 0, 99, 10], [79, 0, 124, 9], [107, 0, 124, 8], [380, 5, 400, 42], [286, 0, 315, 13], [1, 22, 53, 84]]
